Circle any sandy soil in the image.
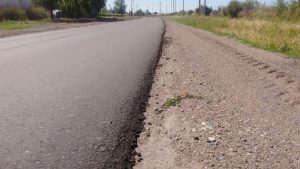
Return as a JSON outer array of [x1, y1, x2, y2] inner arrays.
[[134, 20, 300, 169]]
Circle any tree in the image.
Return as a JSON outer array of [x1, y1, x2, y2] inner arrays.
[[58, 0, 106, 18], [227, 0, 243, 18], [32, 0, 58, 19], [114, 0, 126, 14], [134, 9, 144, 16], [242, 0, 259, 16], [276, 0, 287, 16], [195, 5, 212, 16], [145, 9, 152, 16], [89, 0, 106, 17]]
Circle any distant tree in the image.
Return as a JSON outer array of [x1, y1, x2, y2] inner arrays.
[[58, 0, 106, 18], [241, 0, 260, 16], [276, 0, 287, 16], [187, 9, 194, 15], [134, 9, 144, 16], [227, 0, 243, 18], [195, 5, 212, 15], [113, 0, 126, 14], [32, 0, 58, 19], [89, 0, 106, 17], [145, 9, 152, 16]]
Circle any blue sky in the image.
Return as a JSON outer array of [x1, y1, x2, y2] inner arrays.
[[106, 0, 277, 13]]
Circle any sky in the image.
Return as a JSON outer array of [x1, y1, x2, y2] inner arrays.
[[106, 0, 277, 13]]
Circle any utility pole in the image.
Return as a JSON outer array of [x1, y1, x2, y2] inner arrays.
[[166, 4, 168, 14], [172, 0, 174, 13], [204, 0, 206, 16], [160, 1, 162, 15], [175, 0, 176, 13], [152, 2, 153, 14], [183, 0, 185, 12], [130, 0, 133, 16], [173, 0, 174, 13], [198, 0, 201, 15], [120, 0, 123, 15]]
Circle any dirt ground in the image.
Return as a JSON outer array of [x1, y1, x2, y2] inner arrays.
[[0, 22, 101, 38], [134, 20, 300, 169]]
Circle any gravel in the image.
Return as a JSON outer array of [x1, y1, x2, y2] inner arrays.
[[134, 20, 300, 169]]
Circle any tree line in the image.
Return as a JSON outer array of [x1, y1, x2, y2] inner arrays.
[[217, 0, 300, 19], [32, 0, 106, 18]]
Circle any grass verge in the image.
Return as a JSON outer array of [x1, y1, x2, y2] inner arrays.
[[0, 20, 47, 30], [171, 16, 300, 58]]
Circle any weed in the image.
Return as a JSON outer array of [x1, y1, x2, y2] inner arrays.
[[279, 42, 290, 53], [163, 96, 182, 108]]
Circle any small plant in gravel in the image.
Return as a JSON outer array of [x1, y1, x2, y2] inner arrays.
[[162, 96, 182, 108]]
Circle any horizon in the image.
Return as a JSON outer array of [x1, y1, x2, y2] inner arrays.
[[106, 0, 277, 13]]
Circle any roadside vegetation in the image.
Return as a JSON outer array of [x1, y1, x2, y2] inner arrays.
[[0, 6, 48, 30], [172, 0, 300, 58], [0, 0, 140, 30], [0, 20, 46, 29]]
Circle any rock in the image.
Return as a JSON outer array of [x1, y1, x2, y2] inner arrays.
[[192, 128, 196, 132], [201, 122, 207, 126], [207, 137, 216, 143], [137, 152, 142, 157], [146, 131, 151, 137], [100, 147, 106, 152], [194, 136, 200, 141]]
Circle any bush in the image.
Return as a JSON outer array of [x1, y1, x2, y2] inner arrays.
[[0, 8, 4, 20], [286, 2, 300, 21], [227, 0, 243, 18], [26, 7, 48, 20], [2, 7, 27, 20], [187, 10, 194, 15], [276, 0, 287, 16]]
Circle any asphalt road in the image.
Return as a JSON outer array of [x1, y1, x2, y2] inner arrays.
[[0, 18, 164, 169]]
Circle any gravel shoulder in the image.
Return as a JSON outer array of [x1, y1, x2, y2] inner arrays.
[[134, 20, 300, 169]]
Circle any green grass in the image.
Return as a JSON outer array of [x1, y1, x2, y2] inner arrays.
[[163, 96, 182, 108], [0, 20, 47, 30], [171, 16, 300, 58]]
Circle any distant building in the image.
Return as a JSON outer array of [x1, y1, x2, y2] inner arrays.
[[0, 0, 31, 8]]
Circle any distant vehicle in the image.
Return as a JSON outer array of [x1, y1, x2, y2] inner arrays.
[[0, 0, 31, 8]]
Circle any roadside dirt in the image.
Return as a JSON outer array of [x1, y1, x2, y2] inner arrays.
[[134, 20, 300, 169], [0, 22, 101, 38]]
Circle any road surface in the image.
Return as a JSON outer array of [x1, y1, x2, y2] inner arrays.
[[0, 18, 164, 169]]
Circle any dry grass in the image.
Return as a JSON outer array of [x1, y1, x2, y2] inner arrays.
[[172, 16, 300, 58]]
